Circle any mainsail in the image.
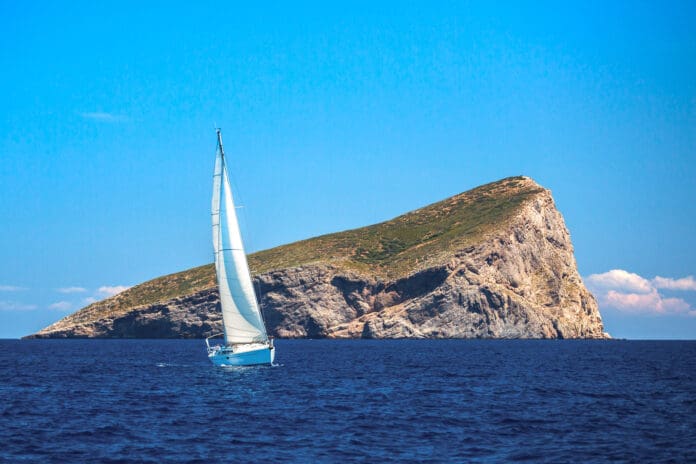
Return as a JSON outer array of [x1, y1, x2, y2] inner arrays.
[[212, 130, 268, 345]]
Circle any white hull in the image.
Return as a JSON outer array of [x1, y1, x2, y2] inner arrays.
[[207, 341, 275, 367]]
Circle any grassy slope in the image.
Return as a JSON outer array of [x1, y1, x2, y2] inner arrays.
[[250, 176, 543, 276], [38, 176, 544, 330]]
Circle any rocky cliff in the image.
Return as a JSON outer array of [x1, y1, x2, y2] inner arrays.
[[27, 176, 608, 339]]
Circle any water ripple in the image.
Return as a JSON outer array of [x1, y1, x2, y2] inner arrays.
[[1, 339, 695, 462]]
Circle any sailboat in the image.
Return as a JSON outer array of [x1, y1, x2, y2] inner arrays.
[[205, 129, 275, 367]]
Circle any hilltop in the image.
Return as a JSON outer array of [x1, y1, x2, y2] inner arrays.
[[27, 176, 607, 339]]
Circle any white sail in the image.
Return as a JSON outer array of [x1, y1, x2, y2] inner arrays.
[[212, 131, 268, 345]]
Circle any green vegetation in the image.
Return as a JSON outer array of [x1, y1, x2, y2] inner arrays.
[[63, 176, 543, 321], [248, 176, 543, 277], [60, 263, 217, 325], [111, 263, 216, 311]]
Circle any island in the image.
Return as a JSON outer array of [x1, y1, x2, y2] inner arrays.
[[26, 176, 608, 339]]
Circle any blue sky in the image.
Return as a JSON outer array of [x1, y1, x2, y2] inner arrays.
[[1, 1, 694, 338]]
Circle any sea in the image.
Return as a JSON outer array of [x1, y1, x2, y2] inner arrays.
[[1, 339, 694, 463]]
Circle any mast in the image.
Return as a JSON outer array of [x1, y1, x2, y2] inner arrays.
[[216, 128, 225, 160]]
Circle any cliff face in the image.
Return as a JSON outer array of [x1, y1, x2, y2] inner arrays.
[[258, 185, 603, 339], [27, 177, 607, 339]]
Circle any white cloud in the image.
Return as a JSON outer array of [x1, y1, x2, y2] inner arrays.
[[49, 301, 73, 311], [587, 269, 695, 317], [82, 297, 98, 305], [652, 276, 696, 291], [80, 112, 128, 123], [57, 286, 87, 294], [604, 289, 692, 315], [586, 269, 652, 294], [0, 285, 26, 292], [0, 301, 37, 311], [97, 285, 130, 297]]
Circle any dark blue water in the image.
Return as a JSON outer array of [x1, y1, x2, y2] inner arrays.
[[1, 340, 695, 462]]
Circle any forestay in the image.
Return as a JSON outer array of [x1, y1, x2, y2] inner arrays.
[[211, 133, 268, 345]]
